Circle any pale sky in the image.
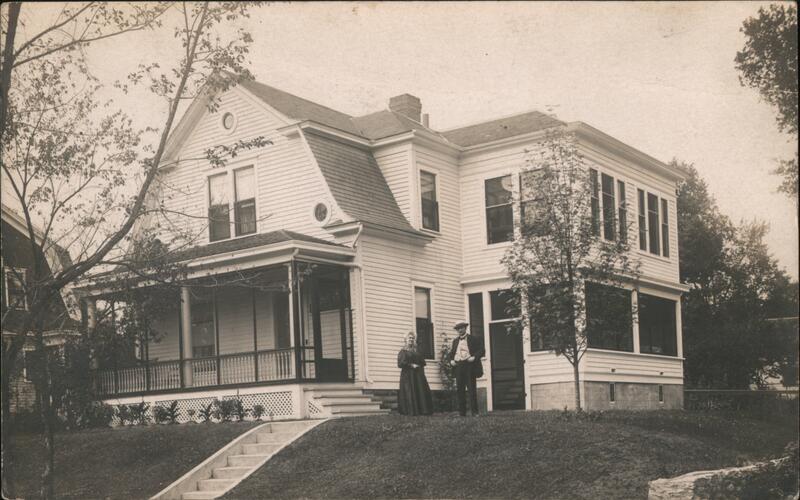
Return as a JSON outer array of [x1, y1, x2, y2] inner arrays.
[[15, 2, 800, 278]]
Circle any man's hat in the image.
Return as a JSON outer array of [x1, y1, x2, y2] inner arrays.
[[453, 321, 469, 330]]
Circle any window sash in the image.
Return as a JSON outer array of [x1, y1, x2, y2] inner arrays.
[[486, 205, 513, 244], [601, 173, 616, 241], [638, 294, 677, 356], [647, 193, 660, 256], [420, 171, 439, 231], [638, 189, 647, 251], [485, 176, 513, 207], [234, 198, 256, 236], [585, 282, 633, 352], [489, 289, 520, 320], [414, 287, 434, 359], [661, 199, 670, 257], [208, 204, 231, 241], [590, 169, 600, 236], [617, 181, 627, 244], [4, 268, 27, 310]]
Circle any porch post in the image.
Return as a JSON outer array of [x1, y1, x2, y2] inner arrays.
[[180, 286, 193, 386], [252, 288, 259, 382], [289, 261, 302, 380], [631, 289, 640, 354]]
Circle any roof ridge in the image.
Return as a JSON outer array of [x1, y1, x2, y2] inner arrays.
[[240, 79, 355, 120], [439, 108, 562, 133]]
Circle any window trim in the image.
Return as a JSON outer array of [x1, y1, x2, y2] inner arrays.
[[661, 198, 670, 258], [233, 166, 257, 237], [636, 188, 673, 262], [419, 169, 440, 233], [4, 267, 28, 311], [204, 158, 260, 244], [484, 174, 515, 246], [412, 282, 436, 360]]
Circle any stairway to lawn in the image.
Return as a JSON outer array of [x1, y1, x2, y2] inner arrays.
[[222, 410, 798, 500]]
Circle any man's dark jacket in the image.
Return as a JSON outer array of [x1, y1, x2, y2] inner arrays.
[[449, 335, 485, 378]]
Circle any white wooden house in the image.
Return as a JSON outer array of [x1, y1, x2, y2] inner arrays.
[[80, 80, 688, 419]]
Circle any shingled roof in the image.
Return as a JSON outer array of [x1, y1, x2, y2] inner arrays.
[[238, 79, 362, 136], [169, 229, 343, 262], [441, 110, 564, 147], [304, 132, 419, 234]]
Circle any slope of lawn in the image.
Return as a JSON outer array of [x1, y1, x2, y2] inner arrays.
[[224, 410, 798, 500], [12, 421, 261, 500]]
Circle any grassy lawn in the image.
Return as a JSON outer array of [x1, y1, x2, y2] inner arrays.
[[224, 410, 798, 500], [12, 421, 261, 500]]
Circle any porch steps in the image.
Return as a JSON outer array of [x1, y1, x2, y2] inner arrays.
[[303, 385, 389, 417], [151, 420, 324, 500]]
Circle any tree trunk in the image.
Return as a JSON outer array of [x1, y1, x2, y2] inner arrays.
[[572, 358, 582, 412], [33, 332, 56, 500], [1, 361, 17, 498]]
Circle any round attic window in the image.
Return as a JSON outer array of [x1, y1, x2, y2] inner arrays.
[[314, 202, 329, 224], [221, 112, 235, 130]]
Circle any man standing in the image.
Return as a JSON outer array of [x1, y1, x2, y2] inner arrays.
[[449, 321, 485, 416]]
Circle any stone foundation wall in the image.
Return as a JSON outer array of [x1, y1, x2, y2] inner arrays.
[[530, 381, 683, 411]]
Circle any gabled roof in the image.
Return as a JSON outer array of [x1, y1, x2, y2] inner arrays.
[[304, 132, 419, 235], [441, 110, 564, 147], [238, 79, 362, 136]]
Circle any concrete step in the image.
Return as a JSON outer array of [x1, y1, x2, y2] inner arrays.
[[266, 421, 315, 433], [303, 383, 364, 391], [182, 491, 221, 500], [212, 466, 252, 479], [330, 404, 387, 414], [331, 410, 391, 417], [256, 431, 295, 444], [242, 442, 281, 455], [197, 478, 234, 492], [314, 397, 378, 406], [227, 454, 269, 467]]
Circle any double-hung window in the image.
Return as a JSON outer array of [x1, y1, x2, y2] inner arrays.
[[520, 169, 547, 236], [637, 189, 647, 251], [590, 169, 601, 236], [208, 166, 257, 242], [485, 176, 514, 244], [617, 180, 627, 244], [647, 193, 661, 256], [208, 174, 230, 242], [661, 199, 670, 257], [420, 170, 439, 231], [637, 188, 671, 257], [234, 167, 256, 236], [414, 287, 434, 359], [601, 173, 616, 241], [3, 267, 27, 310]]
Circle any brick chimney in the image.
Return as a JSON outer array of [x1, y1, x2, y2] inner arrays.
[[389, 94, 422, 123]]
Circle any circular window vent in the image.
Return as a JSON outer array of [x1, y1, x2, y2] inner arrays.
[[221, 112, 235, 131], [313, 202, 329, 224]]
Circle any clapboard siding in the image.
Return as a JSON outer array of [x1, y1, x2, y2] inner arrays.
[[148, 311, 180, 361], [155, 87, 342, 246], [373, 144, 413, 224], [581, 349, 683, 384], [360, 144, 464, 388], [525, 351, 575, 385], [459, 139, 681, 285]]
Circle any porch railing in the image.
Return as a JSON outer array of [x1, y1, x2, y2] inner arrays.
[[95, 347, 297, 396]]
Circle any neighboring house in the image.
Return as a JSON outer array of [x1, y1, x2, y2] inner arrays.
[[79, 80, 688, 419], [1, 203, 80, 413]]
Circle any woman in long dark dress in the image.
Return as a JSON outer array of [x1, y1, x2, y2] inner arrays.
[[397, 332, 434, 416]]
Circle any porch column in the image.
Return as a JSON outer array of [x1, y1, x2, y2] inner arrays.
[[631, 289, 640, 353], [180, 286, 193, 386], [86, 299, 98, 371]]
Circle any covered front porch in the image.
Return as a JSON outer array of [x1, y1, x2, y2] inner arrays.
[[90, 254, 356, 398]]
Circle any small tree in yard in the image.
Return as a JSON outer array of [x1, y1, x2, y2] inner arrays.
[[502, 131, 640, 411], [1, 3, 264, 498]]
